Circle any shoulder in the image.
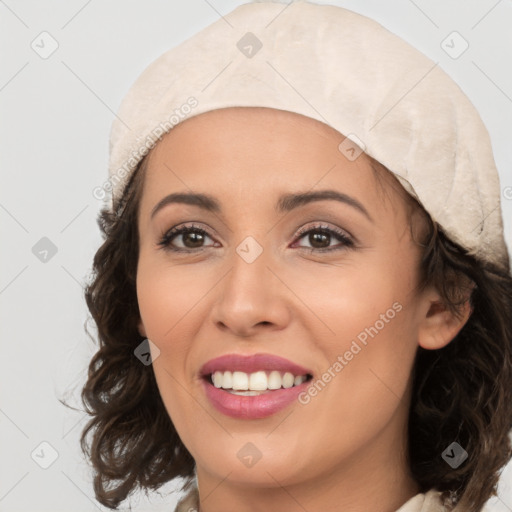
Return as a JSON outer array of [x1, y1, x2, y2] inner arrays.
[[173, 485, 493, 512], [397, 489, 493, 512], [173, 482, 199, 512], [395, 490, 444, 512]]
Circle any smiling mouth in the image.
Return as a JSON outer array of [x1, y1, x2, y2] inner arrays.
[[205, 370, 313, 395]]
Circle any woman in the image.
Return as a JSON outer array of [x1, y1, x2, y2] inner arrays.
[[80, 2, 512, 511]]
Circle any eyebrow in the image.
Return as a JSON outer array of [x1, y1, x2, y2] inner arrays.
[[150, 190, 373, 222]]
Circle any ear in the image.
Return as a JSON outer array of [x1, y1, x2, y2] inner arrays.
[[417, 286, 473, 350], [138, 318, 147, 338]]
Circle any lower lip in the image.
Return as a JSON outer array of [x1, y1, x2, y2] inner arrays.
[[202, 378, 310, 419]]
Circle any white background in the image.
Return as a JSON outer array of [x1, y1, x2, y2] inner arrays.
[[1, 0, 511, 511]]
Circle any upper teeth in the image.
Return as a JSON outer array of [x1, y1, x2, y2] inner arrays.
[[211, 370, 307, 391]]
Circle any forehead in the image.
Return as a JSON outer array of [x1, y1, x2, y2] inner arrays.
[[140, 107, 405, 220]]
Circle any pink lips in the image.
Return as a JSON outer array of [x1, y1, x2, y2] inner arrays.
[[200, 353, 313, 420]]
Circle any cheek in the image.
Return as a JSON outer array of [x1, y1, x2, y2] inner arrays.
[[298, 251, 419, 410], [289, 249, 416, 343], [135, 256, 197, 415], [136, 253, 207, 345], [136, 257, 204, 439]]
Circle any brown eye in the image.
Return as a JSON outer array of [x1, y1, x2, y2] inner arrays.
[[158, 223, 354, 254], [179, 230, 206, 248], [306, 230, 331, 249], [293, 224, 354, 252], [158, 225, 215, 252]]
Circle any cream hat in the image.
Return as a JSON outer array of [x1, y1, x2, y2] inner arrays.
[[107, 0, 510, 273]]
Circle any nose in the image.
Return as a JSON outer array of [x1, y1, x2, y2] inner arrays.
[[210, 243, 291, 338]]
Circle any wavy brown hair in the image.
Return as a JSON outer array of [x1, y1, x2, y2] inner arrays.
[[78, 154, 512, 511]]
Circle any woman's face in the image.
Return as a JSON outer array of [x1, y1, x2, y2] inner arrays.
[[136, 107, 438, 500]]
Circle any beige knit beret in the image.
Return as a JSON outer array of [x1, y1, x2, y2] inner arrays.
[[107, 0, 510, 272]]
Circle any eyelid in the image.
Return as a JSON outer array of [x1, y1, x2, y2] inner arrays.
[[290, 223, 355, 252], [157, 221, 355, 253], [157, 222, 215, 252], [293, 222, 354, 243]]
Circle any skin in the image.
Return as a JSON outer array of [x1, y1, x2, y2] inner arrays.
[[136, 107, 471, 512]]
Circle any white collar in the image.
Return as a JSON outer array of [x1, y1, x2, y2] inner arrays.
[[173, 485, 486, 512]]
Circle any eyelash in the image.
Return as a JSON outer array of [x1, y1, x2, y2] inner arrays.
[[157, 223, 354, 254]]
